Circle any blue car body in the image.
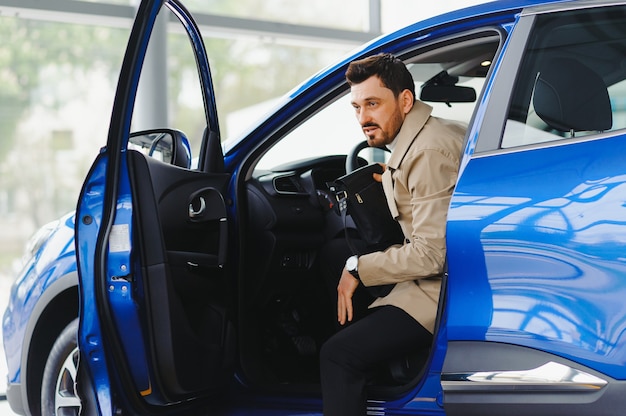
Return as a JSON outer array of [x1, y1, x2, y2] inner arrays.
[[6, 0, 626, 414]]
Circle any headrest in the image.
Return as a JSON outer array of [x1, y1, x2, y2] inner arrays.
[[533, 57, 612, 133]]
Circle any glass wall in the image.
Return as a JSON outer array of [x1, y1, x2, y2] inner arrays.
[[79, 0, 370, 30], [0, 7, 356, 278], [77, 0, 494, 32], [0, 17, 128, 264], [188, 0, 369, 31]]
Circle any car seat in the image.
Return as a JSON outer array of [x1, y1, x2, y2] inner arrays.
[[533, 57, 613, 136]]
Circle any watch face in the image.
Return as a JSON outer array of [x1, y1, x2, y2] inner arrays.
[[346, 256, 358, 271]]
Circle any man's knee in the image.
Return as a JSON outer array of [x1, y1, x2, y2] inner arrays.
[[320, 334, 340, 365], [320, 332, 353, 368], [321, 330, 370, 375]]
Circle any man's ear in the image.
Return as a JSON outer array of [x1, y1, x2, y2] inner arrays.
[[400, 89, 414, 114]]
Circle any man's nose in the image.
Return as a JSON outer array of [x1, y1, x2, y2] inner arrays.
[[358, 108, 370, 125]]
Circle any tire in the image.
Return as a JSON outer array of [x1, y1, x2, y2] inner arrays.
[[40, 318, 82, 416]]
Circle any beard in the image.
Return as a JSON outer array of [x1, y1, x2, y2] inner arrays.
[[363, 107, 404, 147]]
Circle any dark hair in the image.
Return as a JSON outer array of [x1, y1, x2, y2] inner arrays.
[[345, 53, 415, 100]]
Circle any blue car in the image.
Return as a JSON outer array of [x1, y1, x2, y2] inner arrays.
[[5, 0, 626, 414]]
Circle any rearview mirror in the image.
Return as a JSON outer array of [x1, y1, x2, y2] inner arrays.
[[420, 85, 476, 104], [129, 129, 192, 169], [419, 70, 476, 106]]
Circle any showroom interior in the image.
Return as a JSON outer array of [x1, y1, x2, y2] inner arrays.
[[0, 0, 488, 413]]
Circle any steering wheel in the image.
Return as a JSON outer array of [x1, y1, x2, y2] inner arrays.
[[345, 140, 391, 174]]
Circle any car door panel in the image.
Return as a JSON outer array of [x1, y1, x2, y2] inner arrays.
[[127, 150, 232, 399], [76, 0, 232, 410], [448, 136, 626, 372]]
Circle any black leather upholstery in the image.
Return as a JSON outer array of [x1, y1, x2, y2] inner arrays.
[[533, 57, 612, 133]]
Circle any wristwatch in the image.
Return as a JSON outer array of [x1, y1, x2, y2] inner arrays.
[[345, 255, 360, 280]]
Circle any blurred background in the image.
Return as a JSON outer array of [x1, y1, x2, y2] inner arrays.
[[0, 0, 489, 409]]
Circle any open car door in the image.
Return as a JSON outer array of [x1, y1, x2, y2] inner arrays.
[[75, 0, 233, 414]]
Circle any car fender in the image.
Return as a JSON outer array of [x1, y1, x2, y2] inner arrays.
[[19, 272, 79, 416]]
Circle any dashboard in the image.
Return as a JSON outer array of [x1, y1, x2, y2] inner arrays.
[[247, 155, 349, 236]]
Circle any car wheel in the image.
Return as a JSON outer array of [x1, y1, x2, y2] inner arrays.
[[41, 318, 82, 416]]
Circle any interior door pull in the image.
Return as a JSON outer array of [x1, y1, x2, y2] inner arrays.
[[189, 196, 206, 218]]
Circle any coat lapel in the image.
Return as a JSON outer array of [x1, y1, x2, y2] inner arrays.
[[382, 101, 432, 218]]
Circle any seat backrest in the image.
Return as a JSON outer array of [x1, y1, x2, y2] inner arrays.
[[533, 57, 612, 134]]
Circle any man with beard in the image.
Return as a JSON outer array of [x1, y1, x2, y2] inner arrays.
[[320, 53, 465, 415]]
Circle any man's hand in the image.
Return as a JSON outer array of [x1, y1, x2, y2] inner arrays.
[[372, 162, 387, 183], [337, 268, 360, 325]]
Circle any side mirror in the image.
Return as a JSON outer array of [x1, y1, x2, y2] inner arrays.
[[420, 70, 476, 106], [129, 129, 192, 169]]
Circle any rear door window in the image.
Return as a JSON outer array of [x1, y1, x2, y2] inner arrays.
[[501, 6, 626, 149]]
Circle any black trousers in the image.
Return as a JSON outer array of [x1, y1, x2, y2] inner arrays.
[[319, 305, 432, 416]]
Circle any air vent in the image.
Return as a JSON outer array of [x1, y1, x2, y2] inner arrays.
[[273, 175, 304, 194]]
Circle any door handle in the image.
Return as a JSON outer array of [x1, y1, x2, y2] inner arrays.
[[188, 196, 206, 218]]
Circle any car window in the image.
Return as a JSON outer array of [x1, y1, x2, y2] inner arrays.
[[501, 6, 626, 149], [130, 7, 207, 162], [255, 94, 363, 170], [255, 32, 499, 171]]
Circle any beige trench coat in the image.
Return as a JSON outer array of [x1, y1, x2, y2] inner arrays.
[[357, 100, 466, 333]]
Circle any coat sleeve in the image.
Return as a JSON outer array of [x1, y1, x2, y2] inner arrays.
[[357, 148, 458, 287]]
